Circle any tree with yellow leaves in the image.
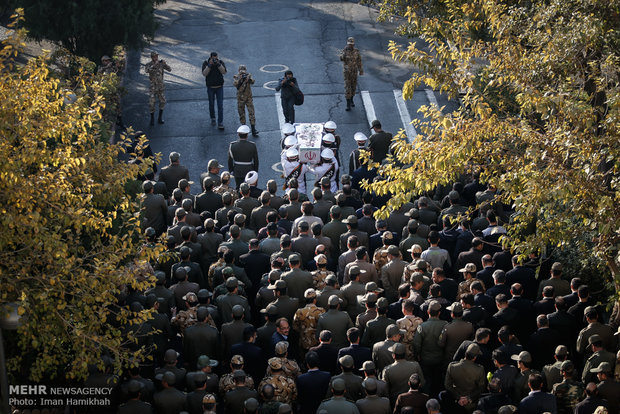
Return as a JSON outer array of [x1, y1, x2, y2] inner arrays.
[[0, 17, 155, 381], [365, 0, 620, 296]]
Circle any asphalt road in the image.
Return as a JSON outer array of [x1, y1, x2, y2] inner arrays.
[[121, 0, 459, 193]]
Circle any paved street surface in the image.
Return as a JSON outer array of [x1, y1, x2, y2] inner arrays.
[[122, 0, 458, 192]]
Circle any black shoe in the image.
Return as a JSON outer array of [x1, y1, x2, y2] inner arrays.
[[345, 99, 351, 111], [351, 98, 355, 107], [251, 125, 259, 137], [150, 113, 155, 126], [218, 124, 224, 130], [157, 110, 164, 124], [211, 118, 216, 126]]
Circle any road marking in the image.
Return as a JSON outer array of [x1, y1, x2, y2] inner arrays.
[[263, 80, 279, 90], [275, 92, 285, 130], [425, 89, 439, 108], [361, 91, 376, 127], [271, 162, 284, 173], [260, 64, 289, 73], [393, 89, 417, 141]]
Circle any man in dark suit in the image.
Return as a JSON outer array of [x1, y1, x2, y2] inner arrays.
[[296, 351, 332, 414], [476, 254, 496, 289], [338, 327, 372, 371], [471, 281, 496, 316], [492, 294, 519, 334], [527, 315, 560, 370], [518, 373, 557, 414], [533, 286, 557, 316], [562, 277, 582, 308], [393, 373, 429, 414], [575, 382, 609, 414], [548, 296, 578, 352], [309, 330, 340, 375], [230, 326, 265, 385], [141, 180, 168, 236], [506, 255, 537, 300], [486, 270, 511, 299], [239, 239, 270, 298]]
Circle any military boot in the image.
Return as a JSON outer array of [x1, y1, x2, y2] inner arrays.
[[351, 97, 355, 107], [251, 124, 259, 137], [346, 98, 351, 111], [150, 113, 154, 126], [158, 109, 165, 124]]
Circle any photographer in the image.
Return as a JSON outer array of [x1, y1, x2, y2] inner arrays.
[[233, 65, 259, 137], [275, 70, 299, 124], [202, 52, 227, 130]]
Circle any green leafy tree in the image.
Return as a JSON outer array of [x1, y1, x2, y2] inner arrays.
[[16, 0, 165, 61], [0, 17, 156, 381], [365, 0, 620, 295]]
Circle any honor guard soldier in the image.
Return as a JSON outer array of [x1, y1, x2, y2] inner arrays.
[[280, 123, 296, 149], [310, 148, 339, 192], [229, 125, 259, 188], [349, 132, 368, 175], [282, 148, 308, 195]]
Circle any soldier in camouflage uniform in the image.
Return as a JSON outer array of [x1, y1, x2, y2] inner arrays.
[[340, 37, 363, 111], [293, 289, 326, 353], [171, 292, 215, 334], [397, 299, 423, 360], [312, 254, 334, 291], [372, 244, 390, 273], [233, 65, 259, 137], [457, 263, 485, 301], [144, 51, 171, 125], [219, 355, 256, 394], [552, 360, 585, 414], [259, 359, 297, 404], [266, 341, 301, 379], [208, 247, 227, 289]]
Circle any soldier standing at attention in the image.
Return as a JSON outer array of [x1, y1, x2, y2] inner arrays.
[[229, 125, 259, 188], [145, 51, 171, 126], [233, 65, 259, 137], [340, 37, 363, 111]]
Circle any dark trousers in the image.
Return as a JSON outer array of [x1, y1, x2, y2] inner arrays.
[[421, 362, 444, 397], [281, 96, 295, 124], [207, 86, 224, 124], [438, 391, 469, 414]]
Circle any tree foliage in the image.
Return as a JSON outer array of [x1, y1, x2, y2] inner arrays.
[[365, 0, 620, 286], [15, 0, 165, 61], [0, 17, 154, 381]]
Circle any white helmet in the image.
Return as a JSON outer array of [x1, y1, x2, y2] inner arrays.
[[245, 170, 258, 185], [321, 148, 334, 159], [354, 132, 368, 142], [282, 123, 295, 135], [322, 133, 335, 144], [286, 148, 299, 158], [284, 136, 298, 147], [237, 125, 251, 134], [324, 121, 337, 130]]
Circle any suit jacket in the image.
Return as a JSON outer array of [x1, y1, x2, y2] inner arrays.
[[527, 327, 560, 370], [506, 266, 537, 300], [338, 344, 372, 371], [141, 193, 168, 235], [518, 391, 557, 414], [393, 390, 429, 414], [309, 343, 340, 375], [296, 369, 332, 414], [230, 341, 265, 384], [153, 387, 186, 414], [159, 163, 189, 195], [239, 250, 270, 290]]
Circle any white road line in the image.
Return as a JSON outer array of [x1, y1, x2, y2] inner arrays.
[[393, 89, 417, 141], [425, 88, 439, 108], [275, 92, 285, 130], [361, 91, 376, 127]]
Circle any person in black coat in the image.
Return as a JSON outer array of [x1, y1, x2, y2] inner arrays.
[[239, 239, 270, 298], [526, 315, 560, 370], [505, 256, 537, 300], [518, 373, 557, 414], [533, 286, 557, 316], [547, 296, 578, 353], [486, 270, 511, 299], [296, 351, 332, 414], [230, 326, 266, 385], [492, 294, 519, 334], [309, 330, 340, 375], [275, 70, 299, 124], [562, 277, 582, 308], [337, 327, 372, 371]]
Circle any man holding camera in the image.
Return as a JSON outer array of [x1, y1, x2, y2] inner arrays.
[[202, 52, 227, 130], [233, 65, 259, 137], [145, 51, 171, 126], [275, 70, 299, 124]]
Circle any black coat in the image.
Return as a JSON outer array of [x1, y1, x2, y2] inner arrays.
[[230, 341, 265, 384], [337, 344, 372, 371], [296, 370, 332, 414], [309, 343, 340, 375]]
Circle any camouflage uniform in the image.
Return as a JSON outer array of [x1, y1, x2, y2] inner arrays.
[[144, 58, 171, 113], [172, 306, 216, 334], [373, 248, 389, 273], [293, 304, 326, 351], [397, 314, 423, 360], [233, 67, 256, 126], [312, 270, 334, 291], [457, 278, 485, 301], [208, 259, 225, 289], [266, 357, 301, 379], [553, 379, 585, 414], [339, 44, 363, 99], [258, 374, 297, 404], [219, 372, 255, 394]]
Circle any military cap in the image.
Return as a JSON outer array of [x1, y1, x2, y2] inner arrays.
[[555, 345, 568, 357], [360, 360, 376, 371], [497, 406, 517, 414], [304, 288, 317, 299], [151, 50, 159, 57], [222, 192, 233, 203], [161, 371, 176, 385], [203, 177, 214, 189], [208, 159, 224, 169], [270, 279, 287, 290], [175, 207, 187, 218], [260, 304, 279, 316], [339, 355, 354, 368], [588, 334, 602, 345], [314, 254, 328, 265], [234, 214, 246, 224], [328, 295, 342, 306], [428, 300, 442, 312], [466, 343, 482, 356], [244, 398, 259, 412], [347, 36, 355, 44], [386, 324, 405, 337], [282, 123, 296, 135], [414, 259, 428, 270], [222, 266, 234, 277], [275, 341, 289, 354], [232, 304, 244, 317], [325, 274, 338, 284], [361, 292, 377, 305], [278, 404, 292, 414], [225, 276, 239, 288], [231, 354, 245, 365], [331, 378, 346, 392], [127, 379, 144, 393], [232, 369, 246, 379], [365, 281, 383, 293], [560, 360, 574, 372], [182, 292, 198, 302], [204, 218, 215, 229], [285, 147, 299, 158], [447, 302, 463, 313], [448, 190, 460, 200], [362, 378, 377, 392], [202, 393, 216, 404], [349, 265, 365, 276], [240, 182, 250, 192], [389, 342, 406, 355], [230, 224, 241, 236], [329, 205, 341, 215], [174, 266, 187, 280], [511, 351, 532, 363], [342, 215, 358, 224], [381, 230, 393, 240], [164, 349, 179, 363], [268, 358, 283, 370], [591, 361, 613, 373], [353, 132, 367, 142], [459, 263, 477, 273], [197, 355, 218, 368], [288, 253, 301, 264], [377, 297, 389, 309], [387, 245, 400, 256], [280, 234, 291, 243]]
